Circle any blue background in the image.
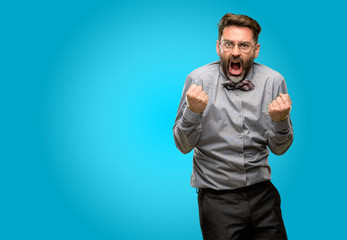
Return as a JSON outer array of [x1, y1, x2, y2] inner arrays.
[[1, 0, 346, 239]]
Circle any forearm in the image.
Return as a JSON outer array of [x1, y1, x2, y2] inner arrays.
[[267, 117, 293, 155], [173, 107, 202, 154]]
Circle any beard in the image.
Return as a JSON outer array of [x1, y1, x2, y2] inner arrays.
[[220, 52, 255, 84]]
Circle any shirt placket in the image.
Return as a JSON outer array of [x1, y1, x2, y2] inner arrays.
[[229, 90, 247, 185]]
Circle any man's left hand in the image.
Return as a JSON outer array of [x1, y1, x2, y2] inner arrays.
[[268, 93, 292, 122]]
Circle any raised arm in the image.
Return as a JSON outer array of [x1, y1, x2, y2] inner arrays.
[[267, 81, 294, 155], [173, 76, 208, 154]]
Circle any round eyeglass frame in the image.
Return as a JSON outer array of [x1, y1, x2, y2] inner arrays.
[[220, 40, 257, 53]]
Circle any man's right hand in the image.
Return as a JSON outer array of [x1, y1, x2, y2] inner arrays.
[[186, 84, 209, 114]]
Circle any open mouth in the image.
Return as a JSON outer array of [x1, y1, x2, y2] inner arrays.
[[229, 61, 243, 76]]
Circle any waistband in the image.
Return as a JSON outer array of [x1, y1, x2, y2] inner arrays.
[[197, 180, 271, 194]]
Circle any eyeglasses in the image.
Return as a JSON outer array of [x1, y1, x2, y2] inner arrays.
[[220, 40, 256, 53]]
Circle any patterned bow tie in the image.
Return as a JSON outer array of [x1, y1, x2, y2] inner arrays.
[[222, 80, 255, 91]]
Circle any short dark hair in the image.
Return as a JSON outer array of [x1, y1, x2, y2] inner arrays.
[[218, 13, 261, 43]]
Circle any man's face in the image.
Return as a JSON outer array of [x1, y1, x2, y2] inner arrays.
[[216, 26, 260, 83]]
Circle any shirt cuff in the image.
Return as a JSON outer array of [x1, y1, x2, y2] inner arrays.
[[272, 117, 291, 132], [182, 107, 202, 123]]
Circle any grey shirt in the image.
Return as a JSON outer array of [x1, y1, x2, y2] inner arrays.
[[173, 61, 293, 190]]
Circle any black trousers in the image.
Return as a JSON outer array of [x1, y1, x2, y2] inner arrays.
[[197, 181, 287, 240]]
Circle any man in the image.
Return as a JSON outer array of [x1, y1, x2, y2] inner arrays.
[[173, 13, 293, 240]]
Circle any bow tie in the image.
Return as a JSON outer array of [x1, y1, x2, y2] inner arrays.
[[222, 80, 255, 91]]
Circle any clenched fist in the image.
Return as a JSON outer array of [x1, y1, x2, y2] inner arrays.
[[186, 84, 209, 114], [268, 93, 292, 122]]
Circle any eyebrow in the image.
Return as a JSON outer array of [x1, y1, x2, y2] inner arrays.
[[222, 39, 252, 43]]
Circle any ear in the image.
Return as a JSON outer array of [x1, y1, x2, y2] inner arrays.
[[216, 40, 221, 56], [254, 43, 260, 59]]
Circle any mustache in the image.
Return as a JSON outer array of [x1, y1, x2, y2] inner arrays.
[[229, 56, 243, 63]]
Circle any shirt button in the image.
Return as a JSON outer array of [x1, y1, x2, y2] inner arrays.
[[239, 135, 242, 138], [239, 154, 242, 157], [240, 170, 245, 174]]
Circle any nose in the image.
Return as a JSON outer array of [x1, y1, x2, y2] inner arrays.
[[231, 44, 240, 57]]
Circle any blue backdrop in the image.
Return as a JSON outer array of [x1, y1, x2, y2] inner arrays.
[[2, 0, 346, 239]]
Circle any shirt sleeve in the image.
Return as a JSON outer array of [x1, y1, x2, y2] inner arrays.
[[267, 79, 294, 155], [173, 75, 203, 154]]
